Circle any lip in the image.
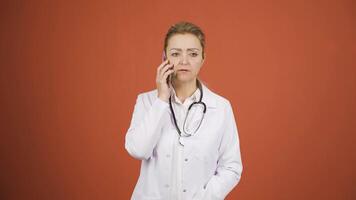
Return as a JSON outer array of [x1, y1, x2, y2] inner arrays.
[[177, 69, 190, 72]]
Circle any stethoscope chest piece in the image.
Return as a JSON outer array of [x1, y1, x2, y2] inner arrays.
[[179, 137, 185, 146]]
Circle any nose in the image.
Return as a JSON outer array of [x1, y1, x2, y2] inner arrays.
[[179, 54, 189, 65]]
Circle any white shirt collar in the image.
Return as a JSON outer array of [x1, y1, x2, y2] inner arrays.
[[171, 86, 201, 105]]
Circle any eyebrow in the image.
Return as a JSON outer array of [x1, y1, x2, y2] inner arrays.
[[169, 48, 200, 51]]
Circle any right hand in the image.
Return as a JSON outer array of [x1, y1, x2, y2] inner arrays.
[[156, 59, 174, 103]]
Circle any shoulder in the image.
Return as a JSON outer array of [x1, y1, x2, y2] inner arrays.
[[137, 88, 158, 98], [136, 89, 159, 106], [211, 89, 231, 105], [202, 84, 232, 110]]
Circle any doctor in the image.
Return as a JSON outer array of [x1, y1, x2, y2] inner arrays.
[[125, 21, 243, 200]]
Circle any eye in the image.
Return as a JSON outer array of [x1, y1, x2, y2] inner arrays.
[[190, 52, 198, 57], [171, 52, 179, 57]]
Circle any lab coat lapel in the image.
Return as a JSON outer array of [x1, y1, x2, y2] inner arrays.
[[201, 83, 217, 109]]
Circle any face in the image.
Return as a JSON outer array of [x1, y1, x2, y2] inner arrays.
[[166, 33, 205, 83]]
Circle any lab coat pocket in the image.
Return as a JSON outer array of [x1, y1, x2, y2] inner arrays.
[[191, 145, 219, 176], [154, 128, 175, 159], [190, 133, 219, 169]]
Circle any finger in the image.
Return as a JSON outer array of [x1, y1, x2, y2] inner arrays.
[[162, 69, 174, 81], [157, 60, 170, 74], [156, 62, 170, 81], [158, 62, 172, 76], [159, 63, 174, 77]]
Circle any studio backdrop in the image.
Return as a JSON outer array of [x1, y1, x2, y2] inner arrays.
[[1, 0, 355, 199]]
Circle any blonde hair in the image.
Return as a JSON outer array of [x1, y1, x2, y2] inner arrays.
[[164, 21, 206, 59]]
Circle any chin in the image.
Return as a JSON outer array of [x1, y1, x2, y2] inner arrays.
[[175, 75, 196, 83]]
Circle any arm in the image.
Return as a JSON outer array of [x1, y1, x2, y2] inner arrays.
[[196, 101, 243, 200], [125, 93, 169, 160]]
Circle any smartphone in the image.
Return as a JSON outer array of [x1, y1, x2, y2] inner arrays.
[[162, 51, 172, 86]]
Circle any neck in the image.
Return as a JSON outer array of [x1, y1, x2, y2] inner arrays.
[[172, 78, 198, 103]]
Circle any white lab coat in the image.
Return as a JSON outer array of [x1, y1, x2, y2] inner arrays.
[[125, 84, 243, 200]]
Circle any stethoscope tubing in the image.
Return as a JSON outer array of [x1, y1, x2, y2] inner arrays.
[[169, 80, 207, 137]]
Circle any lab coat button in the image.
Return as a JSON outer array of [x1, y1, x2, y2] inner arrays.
[[184, 158, 188, 162], [166, 154, 171, 158], [183, 189, 187, 192], [164, 184, 170, 188]]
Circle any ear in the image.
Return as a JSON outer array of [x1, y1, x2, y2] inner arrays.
[[201, 53, 206, 65]]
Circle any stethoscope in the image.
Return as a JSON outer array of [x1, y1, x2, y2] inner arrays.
[[169, 80, 207, 146]]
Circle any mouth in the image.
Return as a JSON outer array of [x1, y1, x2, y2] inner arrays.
[[177, 69, 190, 72]]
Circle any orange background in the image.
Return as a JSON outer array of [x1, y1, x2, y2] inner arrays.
[[1, 0, 355, 199]]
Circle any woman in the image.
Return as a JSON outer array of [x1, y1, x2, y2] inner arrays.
[[125, 21, 243, 200]]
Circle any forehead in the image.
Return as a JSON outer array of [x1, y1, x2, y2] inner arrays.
[[167, 33, 202, 50]]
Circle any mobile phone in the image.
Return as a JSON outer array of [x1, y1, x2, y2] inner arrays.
[[162, 51, 172, 86], [162, 50, 167, 62]]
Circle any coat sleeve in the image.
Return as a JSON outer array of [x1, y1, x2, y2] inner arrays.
[[125, 93, 170, 160], [195, 101, 243, 200]]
